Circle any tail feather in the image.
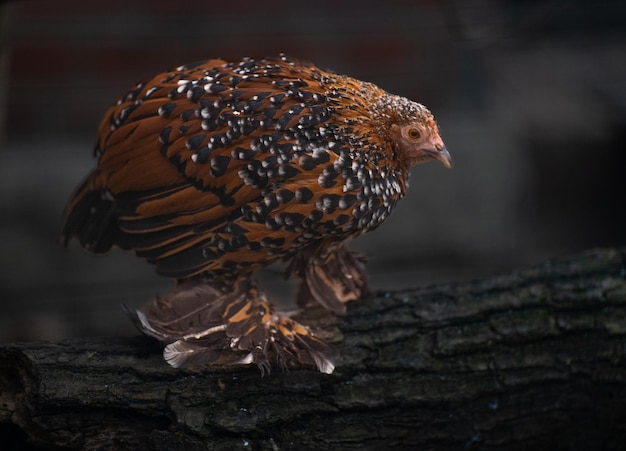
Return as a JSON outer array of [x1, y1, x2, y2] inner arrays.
[[61, 180, 122, 253]]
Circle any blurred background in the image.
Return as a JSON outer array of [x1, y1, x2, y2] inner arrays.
[[1, 0, 625, 343]]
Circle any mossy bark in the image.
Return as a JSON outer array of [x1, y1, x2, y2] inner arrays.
[[2, 248, 626, 450]]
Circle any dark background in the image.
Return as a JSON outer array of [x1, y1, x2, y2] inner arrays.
[[1, 0, 625, 343]]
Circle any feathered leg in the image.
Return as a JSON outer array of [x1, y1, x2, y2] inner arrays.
[[127, 275, 335, 374], [293, 243, 369, 315]]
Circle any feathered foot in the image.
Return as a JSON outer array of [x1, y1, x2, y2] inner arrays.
[[126, 276, 335, 375], [292, 243, 369, 315]]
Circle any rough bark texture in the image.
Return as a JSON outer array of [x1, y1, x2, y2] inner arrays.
[[2, 248, 626, 450]]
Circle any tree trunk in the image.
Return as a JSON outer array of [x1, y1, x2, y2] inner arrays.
[[2, 248, 626, 450]]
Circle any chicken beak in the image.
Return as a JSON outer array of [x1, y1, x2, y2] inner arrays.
[[430, 145, 452, 168]]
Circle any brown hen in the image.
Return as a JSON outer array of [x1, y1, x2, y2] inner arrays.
[[62, 54, 451, 374]]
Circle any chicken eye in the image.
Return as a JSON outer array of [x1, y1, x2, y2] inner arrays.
[[407, 128, 421, 140]]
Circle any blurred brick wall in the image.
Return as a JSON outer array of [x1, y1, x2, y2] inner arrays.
[[2, 0, 625, 342], [7, 0, 456, 139]]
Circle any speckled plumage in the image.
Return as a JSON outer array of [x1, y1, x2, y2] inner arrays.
[[62, 55, 450, 373]]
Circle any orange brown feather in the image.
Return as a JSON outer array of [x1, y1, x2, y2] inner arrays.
[[62, 54, 449, 373]]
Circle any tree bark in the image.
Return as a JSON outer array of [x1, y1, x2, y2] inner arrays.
[[2, 248, 626, 450]]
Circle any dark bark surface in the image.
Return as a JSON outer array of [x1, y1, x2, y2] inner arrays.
[[2, 248, 626, 450]]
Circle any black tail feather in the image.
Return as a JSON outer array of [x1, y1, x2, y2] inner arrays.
[[61, 189, 121, 253]]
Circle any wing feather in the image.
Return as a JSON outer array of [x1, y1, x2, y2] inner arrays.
[[65, 57, 368, 278]]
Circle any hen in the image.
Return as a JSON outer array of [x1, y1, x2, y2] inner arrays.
[[62, 54, 451, 374]]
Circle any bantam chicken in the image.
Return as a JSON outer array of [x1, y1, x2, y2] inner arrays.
[[62, 54, 450, 374]]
